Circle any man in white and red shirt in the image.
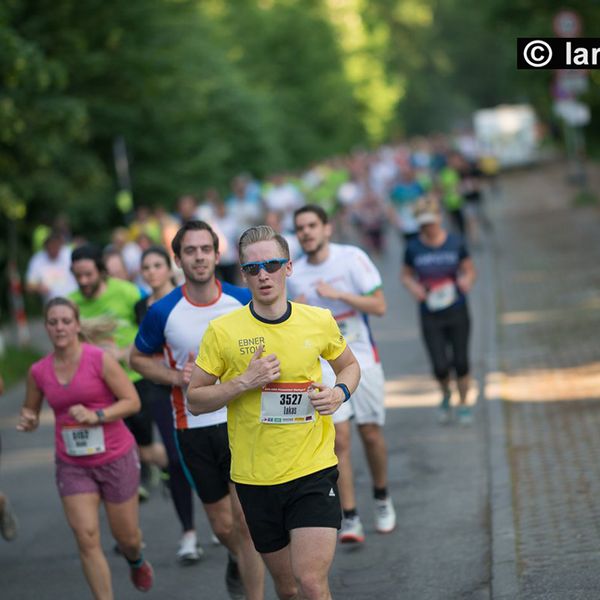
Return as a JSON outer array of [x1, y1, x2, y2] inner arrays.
[[130, 221, 264, 600], [289, 205, 396, 544]]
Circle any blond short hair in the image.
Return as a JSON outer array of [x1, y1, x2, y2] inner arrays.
[[238, 225, 290, 262]]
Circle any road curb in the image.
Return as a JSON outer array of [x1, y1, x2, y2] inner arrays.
[[482, 235, 520, 600]]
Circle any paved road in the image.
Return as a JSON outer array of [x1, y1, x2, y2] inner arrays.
[[3, 161, 595, 599]]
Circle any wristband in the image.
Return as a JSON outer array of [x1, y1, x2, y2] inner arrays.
[[95, 409, 106, 424], [334, 383, 351, 403]]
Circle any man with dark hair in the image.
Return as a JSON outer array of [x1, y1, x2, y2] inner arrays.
[[130, 221, 264, 600], [289, 204, 396, 544], [170, 220, 219, 257], [70, 244, 140, 365]]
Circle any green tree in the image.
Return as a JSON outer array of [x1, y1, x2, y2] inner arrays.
[[206, 0, 366, 166]]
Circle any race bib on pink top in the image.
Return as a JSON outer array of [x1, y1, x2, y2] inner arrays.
[[61, 425, 106, 456]]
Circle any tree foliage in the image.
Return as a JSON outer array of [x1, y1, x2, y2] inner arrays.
[[1, 0, 600, 246]]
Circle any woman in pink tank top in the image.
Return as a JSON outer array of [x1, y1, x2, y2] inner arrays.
[[17, 297, 154, 597]]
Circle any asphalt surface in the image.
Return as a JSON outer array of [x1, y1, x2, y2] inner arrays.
[[2, 161, 596, 599]]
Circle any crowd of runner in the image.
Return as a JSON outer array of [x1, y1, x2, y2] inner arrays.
[[1, 135, 497, 599]]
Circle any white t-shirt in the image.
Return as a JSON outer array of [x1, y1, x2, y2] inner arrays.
[[26, 246, 77, 302], [135, 282, 251, 429], [288, 243, 382, 368]]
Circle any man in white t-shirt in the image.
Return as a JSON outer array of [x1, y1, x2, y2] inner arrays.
[[25, 232, 77, 303], [289, 205, 396, 544]]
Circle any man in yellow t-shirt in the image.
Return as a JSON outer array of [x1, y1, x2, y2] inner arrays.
[[188, 225, 360, 600]]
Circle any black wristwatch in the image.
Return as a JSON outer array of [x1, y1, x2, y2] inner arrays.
[[95, 409, 106, 424], [334, 383, 351, 403]]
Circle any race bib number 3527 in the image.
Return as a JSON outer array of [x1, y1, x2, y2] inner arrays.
[[260, 382, 315, 424]]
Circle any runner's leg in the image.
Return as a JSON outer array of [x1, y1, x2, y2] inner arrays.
[[333, 420, 356, 511], [150, 386, 195, 534], [448, 304, 471, 405], [229, 483, 265, 600], [357, 423, 388, 489], [104, 494, 143, 562], [261, 545, 297, 600], [421, 311, 451, 393], [61, 493, 113, 600], [290, 527, 337, 600], [203, 495, 235, 550]]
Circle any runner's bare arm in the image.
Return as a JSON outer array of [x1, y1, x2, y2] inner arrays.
[[187, 344, 280, 415], [400, 265, 427, 301], [329, 345, 360, 395], [315, 281, 386, 316], [66, 352, 141, 426], [130, 345, 186, 387], [309, 346, 361, 415], [16, 370, 44, 432], [457, 257, 477, 294]]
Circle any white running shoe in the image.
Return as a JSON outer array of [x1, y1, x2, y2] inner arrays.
[[338, 515, 365, 544], [374, 497, 396, 534], [177, 532, 203, 565]]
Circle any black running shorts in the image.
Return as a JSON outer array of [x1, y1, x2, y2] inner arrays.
[[235, 466, 341, 554], [176, 423, 231, 504], [124, 380, 156, 447]]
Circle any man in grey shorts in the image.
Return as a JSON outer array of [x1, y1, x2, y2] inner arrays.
[[289, 205, 396, 543]]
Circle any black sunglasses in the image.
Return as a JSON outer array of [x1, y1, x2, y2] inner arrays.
[[241, 259, 288, 276]]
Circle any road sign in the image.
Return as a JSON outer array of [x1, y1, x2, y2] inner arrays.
[[553, 99, 590, 126], [553, 69, 589, 99], [553, 10, 582, 38]]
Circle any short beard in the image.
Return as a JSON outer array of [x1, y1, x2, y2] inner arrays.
[[81, 279, 102, 298], [305, 239, 325, 257], [183, 266, 214, 286]]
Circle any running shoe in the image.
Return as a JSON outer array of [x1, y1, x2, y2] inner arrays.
[[0, 498, 18, 541], [338, 515, 365, 544], [225, 553, 245, 600], [437, 391, 452, 424], [146, 464, 162, 489], [211, 532, 221, 545], [457, 405, 474, 426], [374, 497, 396, 534], [177, 532, 203, 565], [130, 560, 154, 592]]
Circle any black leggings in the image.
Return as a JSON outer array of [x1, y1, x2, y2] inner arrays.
[[135, 379, 194, 532], [420, 302, 470, 381]]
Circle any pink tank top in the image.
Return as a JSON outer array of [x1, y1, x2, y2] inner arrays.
[[30, 343, 134, 466]]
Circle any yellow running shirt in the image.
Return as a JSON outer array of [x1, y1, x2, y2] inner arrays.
[[196, 302, 347, 485]]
